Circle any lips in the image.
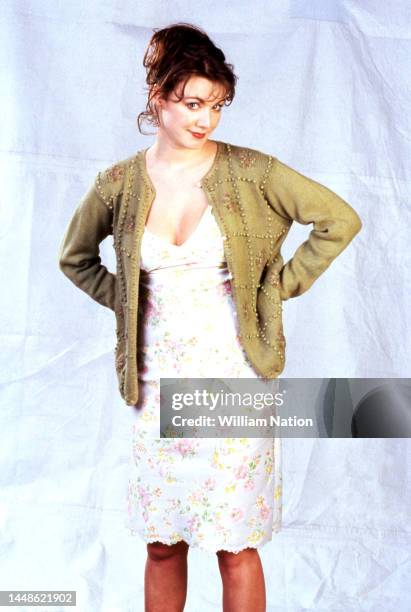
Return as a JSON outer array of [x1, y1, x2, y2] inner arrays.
[[189, 131, 206, 138]]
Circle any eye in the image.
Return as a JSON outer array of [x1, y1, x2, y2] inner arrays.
[[186, 101, 224, 111]]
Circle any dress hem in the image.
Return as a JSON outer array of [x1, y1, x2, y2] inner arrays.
[[126, 525, 282, 555]]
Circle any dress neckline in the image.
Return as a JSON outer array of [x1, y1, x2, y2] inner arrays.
[[143, 205, 212, 248]]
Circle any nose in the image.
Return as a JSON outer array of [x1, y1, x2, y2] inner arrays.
[[196, 107, 212, 128]]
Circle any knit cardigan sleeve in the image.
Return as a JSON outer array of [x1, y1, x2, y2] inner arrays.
[[263, 158, 362, 301], [58, 179, 116, 311]]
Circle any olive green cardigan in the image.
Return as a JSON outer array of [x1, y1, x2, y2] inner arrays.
[[58, 140, 362, 406]]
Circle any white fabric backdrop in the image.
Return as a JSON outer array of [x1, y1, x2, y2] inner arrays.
[[1, 1, 410, 610]]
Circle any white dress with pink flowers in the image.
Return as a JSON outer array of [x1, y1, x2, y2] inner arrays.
[[126, 204, 282, 553]]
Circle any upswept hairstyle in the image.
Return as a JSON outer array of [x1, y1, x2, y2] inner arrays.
[[137, 22, 238, 135]]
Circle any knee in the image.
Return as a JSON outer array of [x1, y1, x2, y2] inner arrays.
[[216, 547, 257, 571], [147, 540, 189, 563]]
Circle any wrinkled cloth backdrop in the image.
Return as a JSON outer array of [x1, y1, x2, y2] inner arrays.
[[1, 1, 410, 611]]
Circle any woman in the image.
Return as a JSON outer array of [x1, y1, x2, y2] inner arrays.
[[59, 22, 362, 612]]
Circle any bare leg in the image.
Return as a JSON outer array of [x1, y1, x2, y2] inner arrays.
[[217, 547, 266, 612], [145, 540, 189, 612]]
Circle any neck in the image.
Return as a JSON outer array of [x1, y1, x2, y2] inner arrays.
[[146, 135, 215, 170]]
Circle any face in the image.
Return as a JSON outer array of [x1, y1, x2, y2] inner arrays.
[[153, 75, 227, 148]]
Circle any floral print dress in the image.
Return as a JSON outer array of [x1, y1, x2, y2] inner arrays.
[[126, 204, 282, 554]]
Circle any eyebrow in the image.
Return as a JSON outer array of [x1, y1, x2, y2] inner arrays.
[[184, 96, 226, 103]]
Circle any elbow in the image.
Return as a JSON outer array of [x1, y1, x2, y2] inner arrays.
[[331, 208, 362, 251], [343, 208, 362, 242], [58, 259, 67, 275], [58, 245, 72, 276], [58, 254, 65, 272], [58, 258, 71, 279], [350, 210, 362, 238]]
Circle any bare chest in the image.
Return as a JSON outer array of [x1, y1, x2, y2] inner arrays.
[[144, 158, 215, 247]]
